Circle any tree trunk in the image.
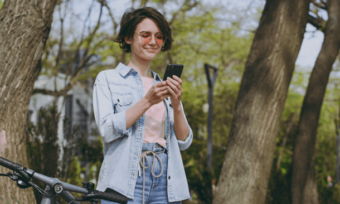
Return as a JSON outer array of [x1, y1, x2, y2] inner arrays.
[[213, 0, 310, 203], [302, 159, 319, 204], [0, 0, 56, 203], [291, 0, 340, 203]]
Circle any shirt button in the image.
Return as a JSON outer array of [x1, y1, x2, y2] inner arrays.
[[133, 173, 135, 177], [168, 176, 171, 180]]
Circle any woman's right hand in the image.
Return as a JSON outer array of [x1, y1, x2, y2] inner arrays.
[[125, 81, 169, 129], [144, 81, 169, 106]]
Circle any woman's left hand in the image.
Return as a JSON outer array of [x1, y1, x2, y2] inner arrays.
[[166, 76, 183, 108], [166, 76, 190, 141]]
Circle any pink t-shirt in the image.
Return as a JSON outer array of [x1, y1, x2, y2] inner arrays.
[[141, 77, 167, 148]]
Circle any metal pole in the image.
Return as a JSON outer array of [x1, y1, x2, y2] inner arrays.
[[207, 85, 213, 172], [204, 63, 218, 173]]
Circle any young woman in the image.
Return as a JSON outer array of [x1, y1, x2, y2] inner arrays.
[[93, 7, 193, 204]]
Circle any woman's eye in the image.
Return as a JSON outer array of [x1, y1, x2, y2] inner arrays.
[[142, 32, 151, 37], [156, 34, 164, 39]]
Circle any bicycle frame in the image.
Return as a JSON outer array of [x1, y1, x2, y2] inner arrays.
[[0, 156, 128, 204]]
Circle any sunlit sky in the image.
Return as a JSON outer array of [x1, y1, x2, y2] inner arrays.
[[54, 0, 325, 70]]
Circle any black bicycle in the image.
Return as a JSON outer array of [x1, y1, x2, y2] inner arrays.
[[0, 156, 128, 204]]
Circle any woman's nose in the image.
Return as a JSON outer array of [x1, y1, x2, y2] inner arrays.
[[148, 35, 157, 45]]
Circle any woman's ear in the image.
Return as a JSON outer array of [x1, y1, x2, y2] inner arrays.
[[125, 36, 132, 44]]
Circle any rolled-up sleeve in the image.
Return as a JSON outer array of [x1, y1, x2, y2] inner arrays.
[[176, 102, 193, 151], [93, 72, 129, 143]]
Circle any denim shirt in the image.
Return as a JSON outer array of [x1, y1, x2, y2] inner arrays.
[[93, 63, 193, 202]]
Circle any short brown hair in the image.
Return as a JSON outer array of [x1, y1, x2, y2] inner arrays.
[[114, 7, 173, 53]]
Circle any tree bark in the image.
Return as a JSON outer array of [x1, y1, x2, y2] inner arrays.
[[213, 0, 310, 203], [291, 0, 340, 203], [0, 0, 56, 203], [302, 159, 319, 204]]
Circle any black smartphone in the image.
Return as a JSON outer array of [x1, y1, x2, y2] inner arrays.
[[163, 64, 184, 81]]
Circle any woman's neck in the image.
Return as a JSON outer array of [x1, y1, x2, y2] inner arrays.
[[127, 55, 153, 78]]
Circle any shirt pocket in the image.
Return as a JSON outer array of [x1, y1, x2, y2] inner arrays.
[[112, 94, 133, 112]]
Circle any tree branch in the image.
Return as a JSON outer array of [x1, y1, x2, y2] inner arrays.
[[31, 0, 104, 109], [71, 55, 97, 78], [72, 0, 103, 69], [139, 0, 149, 8], [169, 0, 199, 26], [308, 14, 325, 30], [102, 0, 118, 36], [311, 0, 327, 10], [32, 58, 100, 97], [55, 5, 64, 69], [32, 82, 73, 96]]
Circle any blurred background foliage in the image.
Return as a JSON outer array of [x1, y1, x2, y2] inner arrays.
[[21, 0, 340, 203]]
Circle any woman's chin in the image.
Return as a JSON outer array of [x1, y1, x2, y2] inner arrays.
[[141, 53, 159, 61]]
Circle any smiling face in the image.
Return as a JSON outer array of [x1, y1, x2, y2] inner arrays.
[[125, 18, 163, 62]]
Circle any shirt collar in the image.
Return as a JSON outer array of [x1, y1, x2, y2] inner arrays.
[[116, 63, 133, 77], [151, 70, 162, 82], [116, 62, 162, 81]]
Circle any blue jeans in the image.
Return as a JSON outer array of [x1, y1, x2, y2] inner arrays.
[[101, 143, 181, 204]]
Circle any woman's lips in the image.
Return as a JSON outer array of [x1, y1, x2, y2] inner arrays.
[[144, 46, 159, 52], [145, 48, 157, 52]]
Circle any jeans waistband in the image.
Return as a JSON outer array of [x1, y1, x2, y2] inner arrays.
[[141, 143, 167, 154]]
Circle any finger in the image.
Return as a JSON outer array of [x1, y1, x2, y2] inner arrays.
[[167, 77, 181, 90], [167, 86, 177, 97], [160, 92, 171, 101], [153, 83, 168, 92], [154, 81, 167, 87], [161, 92, 171, 100], [166, 80, 179, 94], [159, 89, 170, 97], [172, 76, 182, 85], [167, 77, 180, 85], [155, 85, 168, 92]]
